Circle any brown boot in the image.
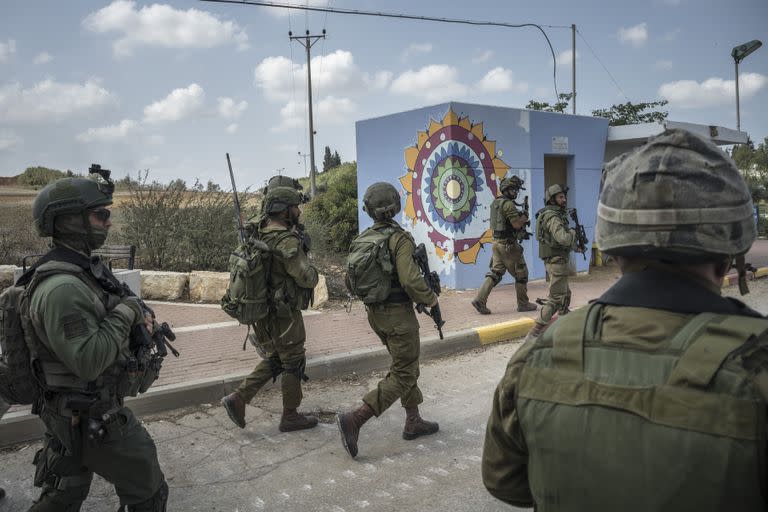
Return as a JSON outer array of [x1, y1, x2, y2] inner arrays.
[[471, 299, 492, 315], [336, 403, 375, 458], [221, 392, 247, 429], [523, 322, 547, 344], [279, 408, 319, 432], [517, 302, 538, 312], [403, 406, 439, 440]]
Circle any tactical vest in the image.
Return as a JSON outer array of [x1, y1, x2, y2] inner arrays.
[[261, 228, 312, 315], [516, 303, 768, 511], [489, 197, 517, 241], [23, 261, 128, 400], [535, 206, 570, 260], [347, 224, 407, 304]]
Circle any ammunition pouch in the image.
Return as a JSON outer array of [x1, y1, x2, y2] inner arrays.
[[33, 434, 85, 489], [267, 355, 284, 382]]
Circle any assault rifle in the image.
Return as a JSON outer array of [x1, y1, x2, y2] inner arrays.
[[226, 153, 246, 244], [412, 243, 445, 340], [514, 195, 532, 240], [569, 208, 589, 260]]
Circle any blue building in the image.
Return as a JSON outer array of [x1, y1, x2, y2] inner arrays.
[[355, 102, 609, 290]]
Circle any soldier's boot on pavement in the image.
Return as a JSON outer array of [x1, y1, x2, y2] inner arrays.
[[471, 299, 492, 315], [472, 277, 495, 315], [221, 392, 247, 429], [523, 322, 547, 344], [403, 406, 440, 440], [336, 403, 375, 458], [279, 408, 319, 432], [517, 302, 538, 312]]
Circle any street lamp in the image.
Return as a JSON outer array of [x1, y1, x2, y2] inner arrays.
[[731, 39, 762, 132]]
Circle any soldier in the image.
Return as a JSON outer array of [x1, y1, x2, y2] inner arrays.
[[337, 182, 439, 458], [472, 176, 537, 315], [221, 186, 319, 432], [523, 184, 584, 342], [23, 173, 167, 510], [482, 129, 767, 510]]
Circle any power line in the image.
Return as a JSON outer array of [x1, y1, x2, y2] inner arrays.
[[200, 0, 562, 100], [576, 27, 631, 103]]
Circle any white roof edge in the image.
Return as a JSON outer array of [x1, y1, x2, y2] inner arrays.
[[607, 121, 748, 145]]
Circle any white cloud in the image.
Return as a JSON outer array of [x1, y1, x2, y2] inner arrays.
[[659, 73, 767, 108], [390, 65, 467, 102], [472, 50, 493, 64], [0, 79, 113, 123], [655, 59, 674, 70], [33, 52, 53, 65], [254, 50, 386, 102], [556, 49, 579, 67], [217, 97, 248, 119], [226, 123, 238, 134], [475, 67, 528, 94], [0, 130, 22, 151], [402, 42, 433, 60], [143, 83, 204, 123], [0, 40, 16, 63], [83, 0, 249, 58], [274, 95, 356, 132], [77, 119, 137, 143], [617, 22, 648, 47]]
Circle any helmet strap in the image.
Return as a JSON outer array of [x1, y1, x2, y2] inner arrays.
[[735, 254, 750, 295]]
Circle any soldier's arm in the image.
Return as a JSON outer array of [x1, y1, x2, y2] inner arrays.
[[548, 215, 577, 248], [277, 235, 319, 289], [504, 200, 527, 230], [482, 340, 537, 507], [33, 277, 134, 382], [391, 233, 437, 305]]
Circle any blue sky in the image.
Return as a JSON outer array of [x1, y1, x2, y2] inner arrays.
[[1, 0, 766, 189]]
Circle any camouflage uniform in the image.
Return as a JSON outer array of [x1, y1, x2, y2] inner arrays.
[[337, 182, 439, 458], [482, 129, 767, 510], [473, 176, 536, 314]]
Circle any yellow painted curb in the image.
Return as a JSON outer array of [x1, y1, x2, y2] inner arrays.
[[476, 317, 535, 345], [754, 267, 768, 279]]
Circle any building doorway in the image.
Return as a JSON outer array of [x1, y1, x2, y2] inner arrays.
[[543, 156, 569, 192]]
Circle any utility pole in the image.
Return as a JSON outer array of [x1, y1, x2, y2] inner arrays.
[[289, 29, 326, 197], [298, 151, 309, 177], [572, 24, 576, 115]]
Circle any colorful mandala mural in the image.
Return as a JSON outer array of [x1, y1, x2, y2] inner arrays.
[[400, 108, 510, 264]]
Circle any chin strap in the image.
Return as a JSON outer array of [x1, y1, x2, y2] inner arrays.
[[735, 254, 749, 295]]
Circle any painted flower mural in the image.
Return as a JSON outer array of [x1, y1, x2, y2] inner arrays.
[[400, 108, 510, 264]]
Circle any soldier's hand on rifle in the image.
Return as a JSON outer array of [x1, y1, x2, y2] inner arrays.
[[429, 298, 438, 308], [144, 312, 155, 334]]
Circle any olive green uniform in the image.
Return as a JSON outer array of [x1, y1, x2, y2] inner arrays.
[[534, 206, 576, 327], [361, 221, 437, 416], [475, 198, 530, 308], [25, 256, 165, 511], [483, 267, 768, 511], [234, 223, 318, 409]]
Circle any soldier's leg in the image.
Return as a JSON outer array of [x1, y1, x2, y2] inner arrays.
[[83, 406, 166, 511], [275, 311, 317, 432], [534, 259, 570, 326], [505, 244, 535, 310], [473, 243, 506, 314]]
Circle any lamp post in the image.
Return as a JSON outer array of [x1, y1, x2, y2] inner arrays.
[[731, 39, 762, 132]]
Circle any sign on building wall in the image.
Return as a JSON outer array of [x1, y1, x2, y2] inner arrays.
[[552, 136, 569, 154]]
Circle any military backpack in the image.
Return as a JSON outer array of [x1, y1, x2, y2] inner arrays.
[[0, 283, 37, 405], [221, 238, 274, 324], [347, 226, 397, 304]]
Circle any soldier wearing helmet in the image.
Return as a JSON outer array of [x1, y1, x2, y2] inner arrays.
[[472, 175, 538, 315], [221, 185, 320, 433], [20, 166, 168, 511], [483, 129, 768, 511], [337, 182, 439, 458], [523, 183, 584, 341]]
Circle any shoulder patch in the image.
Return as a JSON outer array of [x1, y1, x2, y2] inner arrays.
[[62, 313, 88, 339]]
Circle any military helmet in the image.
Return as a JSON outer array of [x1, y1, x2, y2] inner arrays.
[[264, 175, 309, 203], [544, 184, 568, 203], [33, 177, 113, 237], [363, 182, 401, 220], [500, 175, 525, 193], [264, 186, 302, 214], [596, 128, 755, 261]]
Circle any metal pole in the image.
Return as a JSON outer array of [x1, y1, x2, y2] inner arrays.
[[572, 23, 576, 115], [305, 34, 317, 197], [735, 59, 741, 132]]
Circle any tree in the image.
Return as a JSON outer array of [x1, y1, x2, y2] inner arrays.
[[525, 93, 573, 113], [731, 137, 768, 201], [322, 146, 334, 172], [206, 180, 222, 192], [332, 150, 342, 168], [16, 166, 68, 187], [591, 100, 669, 126]]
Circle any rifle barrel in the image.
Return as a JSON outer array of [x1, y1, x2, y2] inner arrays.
[[226, 153, 245, 244]]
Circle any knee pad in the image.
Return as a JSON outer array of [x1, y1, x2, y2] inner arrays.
[[484, 272, 503, 285], [127, 481, 168, 512], [267, 355, 285, 383], [516, 276, 528, 285], [284, 357, 309, 382]]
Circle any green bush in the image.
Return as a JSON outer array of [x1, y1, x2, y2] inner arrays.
[[302, 162, 358, 254], [16, 166, 72, 187]]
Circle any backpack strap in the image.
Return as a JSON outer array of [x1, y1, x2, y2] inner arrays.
[[551, 303, 604, 373]]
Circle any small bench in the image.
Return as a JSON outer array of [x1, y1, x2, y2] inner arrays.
[[22, 245, 136, 272]]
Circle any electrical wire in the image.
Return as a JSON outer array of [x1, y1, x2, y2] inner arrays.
[[201, 0, 561, 100], [287, 12, 304, 161], [576, 27, 631, 103]]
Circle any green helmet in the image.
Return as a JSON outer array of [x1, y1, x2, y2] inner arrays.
[[263, 175, 310, 203], [264, 186, 302, 214], [33, 176, 113, 237], [544, 184, 568, 203], [596, 128, 755, 261], [500, 175, 525, 193], [363, 182, 401, 220]]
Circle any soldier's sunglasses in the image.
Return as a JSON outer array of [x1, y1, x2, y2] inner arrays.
[[91, 209, 111, 221]]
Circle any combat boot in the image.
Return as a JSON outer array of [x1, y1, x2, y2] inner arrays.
[[403, 406, 439, 440], [221, 392, 246, 429], [523, 322, 547, 344], [336, 403, 375, 458], [517, 302, 538, 312], [279, 408, 318, 432], [471, 299, 492, 315]]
